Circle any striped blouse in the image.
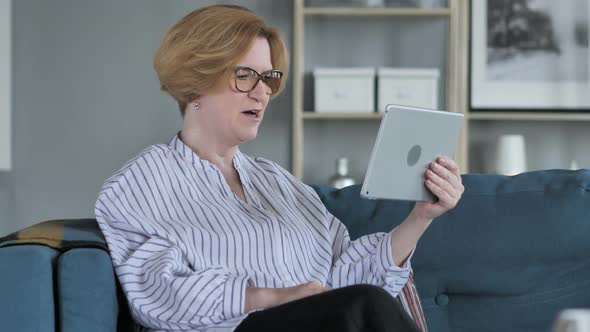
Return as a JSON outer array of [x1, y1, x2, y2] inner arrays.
[[95, 134, 412, 332]]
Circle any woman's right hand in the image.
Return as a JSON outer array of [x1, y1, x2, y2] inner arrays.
[[245, 281, 330, 313]]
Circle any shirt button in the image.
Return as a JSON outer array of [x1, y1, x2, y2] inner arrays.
[[435, 294, 450, 306]]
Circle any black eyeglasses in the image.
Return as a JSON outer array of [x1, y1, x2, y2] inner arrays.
[[233, 66, 283, 95]]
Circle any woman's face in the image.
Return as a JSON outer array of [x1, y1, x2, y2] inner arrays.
[[191, 37, 275, 146]]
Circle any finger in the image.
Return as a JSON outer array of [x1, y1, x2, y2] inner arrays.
[[430, 161, 463, 192], [438, 156, 462, 179], [425, 179, 457, 209], [425, 169, 459, 199]]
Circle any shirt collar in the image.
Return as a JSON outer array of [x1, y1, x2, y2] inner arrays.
[[168, 133, 245, 171]]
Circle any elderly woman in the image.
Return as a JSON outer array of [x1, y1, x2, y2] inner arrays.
[[95, 4, 464, 332]]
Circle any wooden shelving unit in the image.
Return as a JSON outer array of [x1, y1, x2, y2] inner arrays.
[[291, 0, 470, 180]]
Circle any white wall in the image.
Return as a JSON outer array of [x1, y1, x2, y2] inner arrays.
[[0, 0, 293, 235], [0, 0, 11, 171]]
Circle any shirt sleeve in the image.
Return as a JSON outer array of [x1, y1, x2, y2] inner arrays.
[[94, 157, 249, 331], [325, 211, 414, 298]]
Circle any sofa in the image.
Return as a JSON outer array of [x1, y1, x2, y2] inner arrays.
[[1, 169, 589, 332]]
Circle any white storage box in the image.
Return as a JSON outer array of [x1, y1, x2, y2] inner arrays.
[[377, 67, 439, 111], [314, 67, 375, 112]]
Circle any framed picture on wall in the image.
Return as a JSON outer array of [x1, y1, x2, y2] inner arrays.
[[470, 0, 590, 110]]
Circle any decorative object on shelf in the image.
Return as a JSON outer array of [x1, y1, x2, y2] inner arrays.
[[314, 67, 375, 113], [384, 0, 420, 7], [552, 309, 590, 332], [494, 134, 527, 175], [416, 0, 447, 8], [329, 157, 356, 189], [377, 67, 439, 111], [471, 0, 590, 110], [366, 0, 386, 7], [0, 0, 11, 171]]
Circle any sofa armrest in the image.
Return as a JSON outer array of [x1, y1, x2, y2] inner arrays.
[[57, 248, 120, 332], [0, 218, 138, 332], [0, 245, 59, 332]]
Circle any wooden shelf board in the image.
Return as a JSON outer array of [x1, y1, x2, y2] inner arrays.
[[303, 7, 451, 17], [468, 112, 590, 121], [302, 112, 383, 119]]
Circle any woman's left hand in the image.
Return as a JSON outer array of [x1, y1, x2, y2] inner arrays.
[[413, 155, 464, 221]]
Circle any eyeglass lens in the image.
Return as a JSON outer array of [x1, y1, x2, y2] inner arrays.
[[235, 67, 282, 94]]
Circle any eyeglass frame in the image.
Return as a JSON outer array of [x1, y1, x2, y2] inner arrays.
[[232, 66, 284, 94]]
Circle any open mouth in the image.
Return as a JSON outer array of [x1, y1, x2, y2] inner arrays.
[[242, 110, 261, 119]]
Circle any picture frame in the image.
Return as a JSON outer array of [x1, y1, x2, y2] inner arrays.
[[470, 0, 590, 110], [0, 0, 11, 171]]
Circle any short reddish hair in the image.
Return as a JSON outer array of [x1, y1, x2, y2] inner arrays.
[[153, 4, 289, 116]]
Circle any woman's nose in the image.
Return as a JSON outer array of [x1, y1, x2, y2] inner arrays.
[[249, 79, 271, 100]]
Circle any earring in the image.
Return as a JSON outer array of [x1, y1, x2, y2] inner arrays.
[[193, 101, 200, 111]]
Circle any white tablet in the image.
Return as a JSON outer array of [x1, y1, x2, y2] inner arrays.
[[360, 104, 464, 202]]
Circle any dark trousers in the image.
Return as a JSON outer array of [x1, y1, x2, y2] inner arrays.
[[235, 284, 421, 332]]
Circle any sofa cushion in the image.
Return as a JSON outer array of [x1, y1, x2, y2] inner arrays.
[[57, 248, 119, 332], [313, 169, 590, 332], [0, 245, 59, 332]]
